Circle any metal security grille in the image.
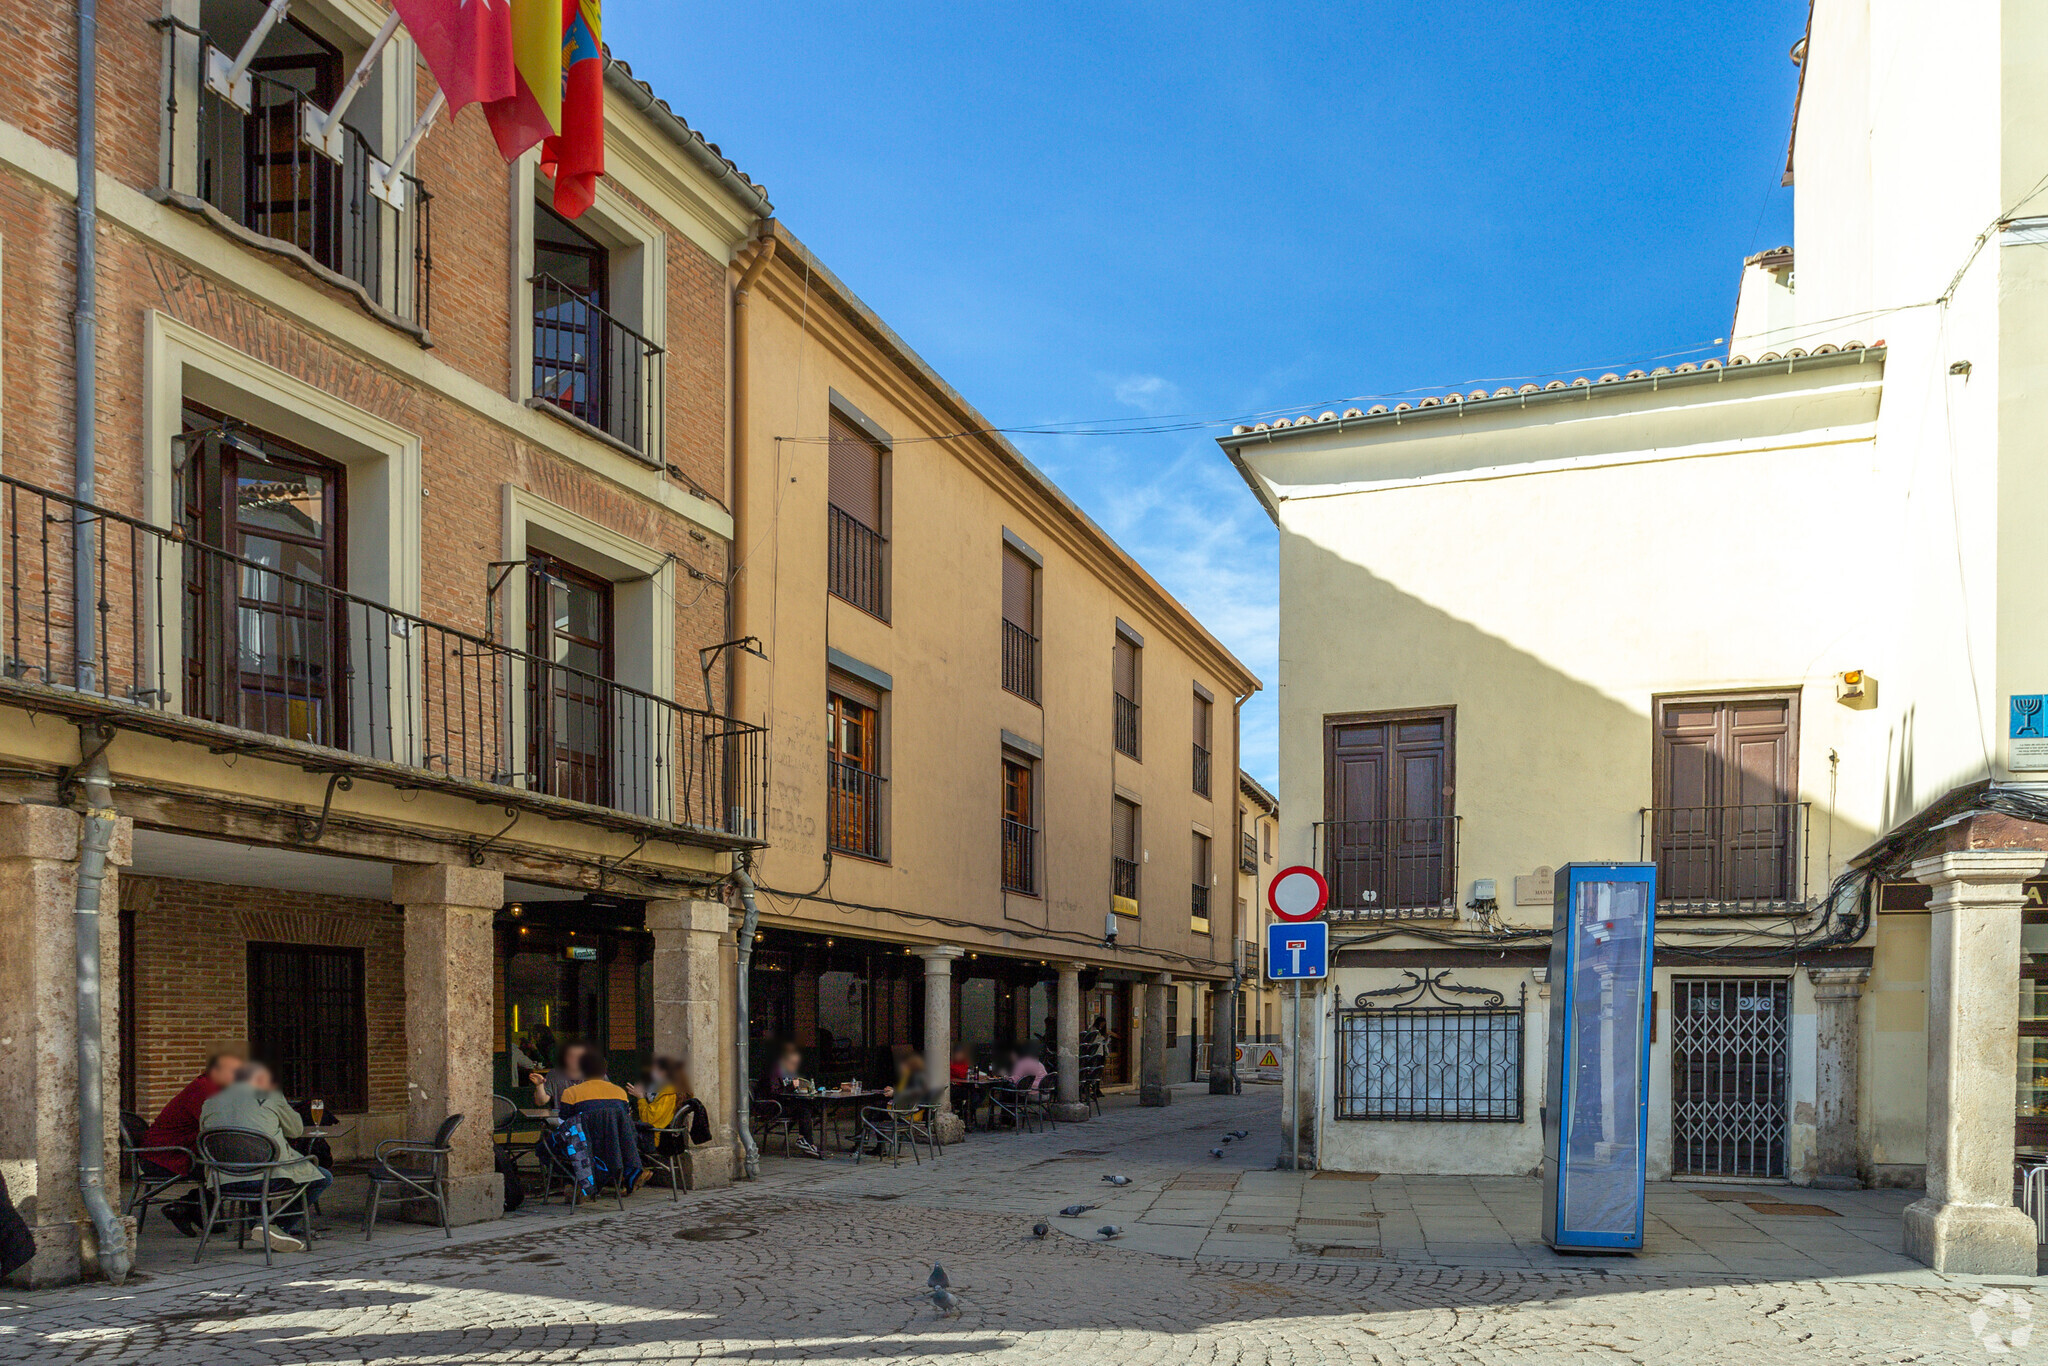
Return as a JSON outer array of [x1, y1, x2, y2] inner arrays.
[[1671, 976, 1790, 1177], [247, 943, 367, 1113], [1336, 972, 1524, 1121]]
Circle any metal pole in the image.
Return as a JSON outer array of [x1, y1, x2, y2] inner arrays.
[[1290, 978, 1301, 1173], [1308, 980, 1322, 1172]]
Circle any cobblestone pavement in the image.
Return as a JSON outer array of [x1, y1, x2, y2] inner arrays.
[[1, 1085, 2039, 1364]]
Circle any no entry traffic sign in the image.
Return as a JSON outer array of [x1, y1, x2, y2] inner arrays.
[[1268, 865, 1328, 922]]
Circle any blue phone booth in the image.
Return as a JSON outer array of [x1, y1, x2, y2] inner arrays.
[[1541, 862, 1656, 1253]]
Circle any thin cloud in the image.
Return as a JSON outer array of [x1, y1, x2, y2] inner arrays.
[[1107, 373, 1186, 416]]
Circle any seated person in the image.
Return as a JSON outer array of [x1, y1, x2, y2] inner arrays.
[[555, 1051, 630, 1114], [141, 1048, 244, 1237], [763, 1041, 820, 1157], [628, 1058, 711, 1154], [552, 1052, 642, 1192], [530, 1041, 588, 1110], [949, 1047, 972, 1085], [197, 1061, 331, 1253], [1007, 1041, 1048, 1089], [886, 1044, 931, 1108]]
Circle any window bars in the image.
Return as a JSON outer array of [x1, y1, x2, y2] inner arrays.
[[1336, 971, 1525, 1122]]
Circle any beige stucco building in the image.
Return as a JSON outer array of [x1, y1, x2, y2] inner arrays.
[[1225, 0, 2048, 1273]]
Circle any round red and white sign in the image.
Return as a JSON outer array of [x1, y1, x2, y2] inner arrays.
[[1268, 865, 1328, 922]]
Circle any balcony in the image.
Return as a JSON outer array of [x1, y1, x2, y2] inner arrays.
[[1112, 856, 1140, 905], [1002, 619, 1039, 703], [827, 505, 887, 619], [1192, 741, 1210, 796], [827, 759, 886, 859], [0, 475, 763, 841], [1313, 817, 1461, 919], [1642, 802, 1810, 913], [1239, 830, 1258, 875], [1002, 817, 1036, 893], [156, 19, 432, 329], [1191, 882, 1211, 932], [1114, 693, 1141, 759], [531, 273, 664, 460]]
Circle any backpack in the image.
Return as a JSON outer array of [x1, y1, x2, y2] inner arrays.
[[496, 1148, 526, 1211], [543, 1117, 596, 1199]]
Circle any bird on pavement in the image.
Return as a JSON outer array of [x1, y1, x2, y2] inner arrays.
[[1102, 1174, 1131, 1186], [1227, 1130, 1249, 1140], [1059, 1204, 1097, 1218], [1210, 1148, 1225, 1159], [930, 1287, 961, 1318], [928, 1264, 950, 1289], [1032, 1221, 1050, 1239], [1097, 1225, 1124, 1240], [1221, 1135, 1237, 1144]]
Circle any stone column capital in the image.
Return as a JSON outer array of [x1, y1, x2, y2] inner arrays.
[[1061, 961, 1088, 975], [1808, 966, 1871, 999], [1910, 849, 2048, 907], [645, 897, 731, 936], [392, 863, 504, 909], [919, 945, 965, 971]]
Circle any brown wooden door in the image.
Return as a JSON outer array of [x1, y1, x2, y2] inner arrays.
[[1323, 710, 1452, 910], [1653, 694, 1797, 904]]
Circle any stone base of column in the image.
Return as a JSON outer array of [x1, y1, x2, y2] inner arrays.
[[689, 1143, 735, 1189], [444, 1172, 504, 1227], [934, 1112, 967, 1146], [1050, 1102, 1091, 1124], [14, 1213, 135, 1289], [1139, 1084, 1173, 1107], [1811, 1174, 1863, 1191], [1208, 1076, 1236, 1096], [1903, 1198, 2038, 1274]]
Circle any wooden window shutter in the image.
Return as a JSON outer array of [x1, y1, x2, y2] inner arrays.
[[1112, 797, 1137, 860], [1193, 692, 1211, 744], [1113, 636, 1139, 699], [1002, 546, 1034, 628], [828, 415, 882, 531], [1192, 832, 1210, 882], [827, 668, 881, 713]]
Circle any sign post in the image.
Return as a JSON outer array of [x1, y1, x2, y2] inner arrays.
[[1266, 865, 1329, 1172]]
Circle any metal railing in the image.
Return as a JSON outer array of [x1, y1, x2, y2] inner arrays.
[[531, 273, 664, 459], [1641, 802, 1810, 913], [827, 759, 886, 859], [1002, 619, 1039, 702], [1192, 742, 1210, 796], [827, 505, 887, 618], [1239, 830, 1259, 875], [0, 474, 763, 837], [1114, 693, 1140, 758], [1313, 816, 1461, 917], [1112, 856, 1139, 903], [1191, 883, 1210, 928], [158, 20, 431, 327], [1002, 818, 1036, 893]]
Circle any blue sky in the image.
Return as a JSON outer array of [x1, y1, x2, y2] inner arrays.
[[610, 3, 1805, 796]]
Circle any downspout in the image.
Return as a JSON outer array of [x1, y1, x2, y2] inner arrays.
[[1219, 692, 1251, 1096], [72, 725, 129, 1283], [73, 0, 98, 692], [731, 861, 763, 1181]]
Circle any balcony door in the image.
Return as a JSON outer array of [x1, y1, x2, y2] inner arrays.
[[527, 552, 614, 806], [827, 680, 883, 858], [533, 203, 611, 431], [242, 24, 345, 274], [1652, 694, 1798, 905], [1322, 709, 1453, 911], [180, 409, 345, 746]]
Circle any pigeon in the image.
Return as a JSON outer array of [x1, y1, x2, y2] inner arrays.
[[1096, 1225, 1124, 1240], [1227, 1130, 1249, 1140], [1210, 1148, 1225, 1159], [1059, 1204, 1097, 1218], [929, 1287, 961, 1318], [928, 1264, 950, 1290], [1031, 1221, 1050, 1239], [1221, 1135, 1237, 1144], [1102, 1174, 1131, 1186]]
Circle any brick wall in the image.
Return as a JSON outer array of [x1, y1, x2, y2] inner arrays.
[[124, 875, 406, 1123]]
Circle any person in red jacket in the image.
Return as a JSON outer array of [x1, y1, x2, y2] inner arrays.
[[141, 1050, 242, 1236]]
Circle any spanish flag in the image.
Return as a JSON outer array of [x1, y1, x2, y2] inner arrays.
[[541, 0, 604, 218], [480, 0, 565, 161]]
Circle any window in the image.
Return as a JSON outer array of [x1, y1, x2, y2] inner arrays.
[[1649, 693, 1802, 910], [1336, 976, 1524, 1122], [1192, 690, 1212, 796], [1264, 820, 1273, 862], [1191, 832, 1212, 933], [2023, 888, 2048, 1147], [1113, 629, 1141, 758], [1002, 755, 1037, 894], [527, 552, 615, 806], [828, 674, 886, 858], [180, 407, 346, 747], [828, 414, 887, 618], [1235, 990, 1247, 1041], [1322, 709, 1456, 914], [1002, 544, 1039, 702], [1111, 796, 1140, 910], [1166, 985, 1180, 1050], [532, 204, 663, 456], [246, 943, 367, 1113]]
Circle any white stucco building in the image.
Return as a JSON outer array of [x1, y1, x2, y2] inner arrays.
[[1224, 0, 2048, 1275]]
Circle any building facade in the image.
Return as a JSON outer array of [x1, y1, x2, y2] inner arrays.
[[728, 225, 1259, 1124], [1225, 0, 2048, 1274]]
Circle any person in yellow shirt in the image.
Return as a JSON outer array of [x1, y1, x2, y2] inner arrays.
[[627, 1058, 710, 1153]]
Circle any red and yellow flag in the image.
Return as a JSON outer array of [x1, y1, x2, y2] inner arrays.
[[541, 0, 604, 217], [480, 0, 566, 161]]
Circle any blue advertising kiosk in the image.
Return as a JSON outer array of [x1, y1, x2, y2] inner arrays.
[[1541, 862, 1656, 1254]]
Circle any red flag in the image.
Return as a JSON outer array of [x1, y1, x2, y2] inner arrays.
[[391, 0, 516, 115], [541, 0, 604, 217]]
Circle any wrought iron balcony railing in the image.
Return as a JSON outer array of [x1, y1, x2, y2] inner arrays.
[[0, 474, 763, 839], [531, 272, 664, 459], [1239, 830, 1259, 875], [1641, 801, 1810, 913], [1112, 855, 1139, 903], [1191, 882, 1211, 929], [1313, 816, 1461, 918], [827, 759, 886, 859], [1002, 619, 1039, 702], [1192, 741, 1211, 796], [1113, 693, 1140, 759], [827, 505, 887, 619], [1002, 817, 1036, 893], [156, 19, 432, 328]]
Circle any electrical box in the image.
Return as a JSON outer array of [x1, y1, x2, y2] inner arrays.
[[1541, 862, 1656, 1254]]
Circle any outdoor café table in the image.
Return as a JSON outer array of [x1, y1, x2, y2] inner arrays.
[[782, 1089, 889, 1155], [950, 1077, 1001, 1131]]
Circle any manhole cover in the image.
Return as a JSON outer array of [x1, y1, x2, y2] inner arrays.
[[675, 1224, 760, 1241], [1312, 1170, 1379, 1182], [1228, 1223, 1293, 1235], [1315, 1246, 1383, 1259], [1746, 1202, 1838, 1216]]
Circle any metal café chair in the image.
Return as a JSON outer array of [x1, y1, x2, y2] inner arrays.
[[193, 1128, 318, 1266], [363, 1114, 465, 1240], [1024, 1073, 1060, 1131], [988, 1083, 1033, 1133], [638, 1109, 695, 1200], [855, 1099, 940, 1166], [751, 1094, 797, 1157], [119, 1111, 195, 1234]]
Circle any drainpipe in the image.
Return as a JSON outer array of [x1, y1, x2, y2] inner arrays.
[[731, 860, 763, 1181], [72, 0, 99, 692], [72, 725, 129, 1283], [726, 231, 777, 731]]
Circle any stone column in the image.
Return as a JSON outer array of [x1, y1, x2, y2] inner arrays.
[[1903, 850, 2041, 1274], [1809, 967, 1869, 1191], [392, 863, 502, 1227], [921, 948, 966, 1144], [647, 898, 734, 1188], [1209, 979, 1237, 1094], [0, 803, 132, 1287], [1053, 963, 1089, 1122], [1139, 972, 1173, 1106]]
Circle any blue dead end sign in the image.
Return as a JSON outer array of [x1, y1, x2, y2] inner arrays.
[[1266, 920, 1327, 980]]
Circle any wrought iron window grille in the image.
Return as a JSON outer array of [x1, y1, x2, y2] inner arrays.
[[1336, 970, 1525, 1123]]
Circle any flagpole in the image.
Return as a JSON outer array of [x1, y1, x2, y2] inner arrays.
[[303, 8, 403, 161], [204, 0, 291, 111], [372, 88, 447, 209]]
